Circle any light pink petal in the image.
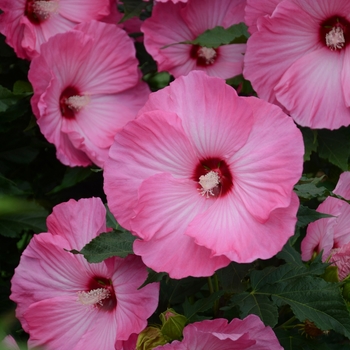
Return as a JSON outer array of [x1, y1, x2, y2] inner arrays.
[[104, 110, 198, 229], [183, 0, 245, 35], [140, 71, 254, 159], [332, 201, 350, 247], [342, 48, 350, 108], [231, 96, 303, 221], [111, 255, 160, 339], [275, 49, 350, 129], [46, 197, 106, 249], [74, 21, 140, 94], [25, 296, 101, 350], [301, 197, 344, 261], [243, 0, 320, 104], [59, 0, 111, 22], [333, 172, 350, 200], [132, 173, 231, 278], [187, 190, 299, 262], [330, 242, 350, 280], [1, 335, 20, 350], [245, 0, 281, 34]]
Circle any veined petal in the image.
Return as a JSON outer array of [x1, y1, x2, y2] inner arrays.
[[231, 96, 303, 221], [333, 172, 350, 200], [104, 110, 198, 229], [186, 192, 299, 262], [59, 0, 110, 22], [275, 48, 350, 129]]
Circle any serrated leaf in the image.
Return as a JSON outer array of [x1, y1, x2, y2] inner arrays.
[[138, 270, 167, 290], [228, 292, 279, 327], [296, 205, 333, 228], [277, 241, 304, 266], [263, 277, 350, 338], [120, 0, 149, 23], [318, 128, 350, 171], [183, 291, 223, 322], [79, 230, 136, 263], [186, 23, 249, 48], [294, 183, 328, 200]]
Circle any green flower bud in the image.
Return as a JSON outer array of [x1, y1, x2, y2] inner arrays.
[[136, 327, 168, 350], [160, 309, 187, 341]]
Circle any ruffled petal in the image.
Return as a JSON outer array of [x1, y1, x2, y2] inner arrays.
[[333, 172, 350, 200], [186, 191, 299, 262], [275, 48, 350, 129], [104, 110, 198, 229]]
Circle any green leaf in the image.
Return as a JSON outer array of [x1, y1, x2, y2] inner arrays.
[[79, 230, 136, 263], [48, 167, 92, 194], [296, 205, 334, 228], [318, 128, 350, 171], [0, 199, 48, 237], [294, 183, 328, 200], [263, 277, 350, 338], [229, 292, 279, 327], [138, 270, 167, 290], [0, 85, 19, 112], [185, 23, 249, 48], [301, 127, 318, 161], [183, 291, 224, 322], [120, 0, 149, 23]]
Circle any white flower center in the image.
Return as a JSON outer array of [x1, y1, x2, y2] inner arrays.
[[77, 288, 111, 307], [65, 95, 90, 112], [326, 27, 345, 50], [198, 47, 217, 64], [199, 171, 220, 198]]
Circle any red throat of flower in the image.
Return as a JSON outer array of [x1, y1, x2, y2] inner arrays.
[[25, 0, 59, 24], [77, 277, 117, 312], [321, 16, 350, 51], [190, 45, 218, 66], [59, 86, 90, 119], [193, 157, 233, 198]]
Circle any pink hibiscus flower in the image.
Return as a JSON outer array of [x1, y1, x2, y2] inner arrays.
[[29, 20, 150, 168], [10, 197, 159, 350], [141, 0, 247, 79], [0, 0, 119, 60], [244, 0, 350, 129], [301, 172, 350, 280], [153, 315, 282, 350], [104, 71, 303, 278]]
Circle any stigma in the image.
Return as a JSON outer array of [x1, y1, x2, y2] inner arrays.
[[77, 288, 111, 307], [65, 95, 90, 112], [326, 27, 345, 50], [32, 1, 59, 21], [199, 171, 220, 198]]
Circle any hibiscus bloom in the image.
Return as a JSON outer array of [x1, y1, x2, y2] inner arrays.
[[0, 0, 119, 60], [153, 315, 282, 350], [104, 71, 303, 278], [141, 0, 247, 79], [244, 0, 350, 129], [29, 20, 150, 168], [301, 172, 350, 280], [10, 197, 159, 350]]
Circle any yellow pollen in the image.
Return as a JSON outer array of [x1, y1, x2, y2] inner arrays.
[[199, 171, 220, 198], [77, 288, 111, 306], [65, 95, 90, 112], [198, 47, 217, 64], [326, 27, 345, 50]]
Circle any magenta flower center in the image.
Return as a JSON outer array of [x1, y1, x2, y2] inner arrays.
[[190, 45, 217, 66], [59, 86, 90, 119], [25, 0, 59, 24], [78, 277, 116, 312], [193, 157, 233, 198], [321, 16, 350, 51]]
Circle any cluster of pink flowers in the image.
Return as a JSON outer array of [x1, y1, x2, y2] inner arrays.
[[301, 172, 350, 281], [5, 0, 350, 348]]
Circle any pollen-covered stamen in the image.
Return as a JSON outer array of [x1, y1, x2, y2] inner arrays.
[[197, 47, 217, 65], [77, 288, 111, 307], [199, 171, 220, 198], [65, 95, 90, 112], [326, 27, 345, 50], [32, 1, 59, 20]]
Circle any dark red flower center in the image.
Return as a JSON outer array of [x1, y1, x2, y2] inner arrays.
[[190, 45, 218, 66], [192, 157, 233, 198], [78, 276, 116, 312], [59, 86, 89, 119], [25, 0, 59, 24], [320, 16, 350, 51]]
